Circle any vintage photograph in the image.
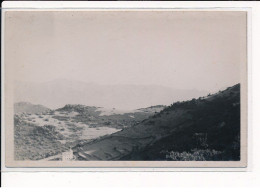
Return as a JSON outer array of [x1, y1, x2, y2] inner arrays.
[[3, 10, 247, 167]]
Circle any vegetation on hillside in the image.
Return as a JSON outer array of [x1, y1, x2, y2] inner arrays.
[[14, 115, 67, 160], [14, 104, 160, 160], [121, 84, 240, 161]]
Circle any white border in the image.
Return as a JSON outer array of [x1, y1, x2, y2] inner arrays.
[[0, 1, 256, 9], [2, 1, 260, 188], [1, 1, 252, 174]]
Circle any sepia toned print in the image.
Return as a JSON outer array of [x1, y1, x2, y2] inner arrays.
[[3, 10, 247, 167]]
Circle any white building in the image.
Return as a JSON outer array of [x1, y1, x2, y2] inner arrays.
[[62, 148, 74, 161]]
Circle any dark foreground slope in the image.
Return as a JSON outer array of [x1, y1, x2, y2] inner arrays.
[[74, 84, 240, 161]]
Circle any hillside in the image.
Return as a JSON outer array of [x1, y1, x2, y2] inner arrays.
[[14, 104, 161, 160], [137, 105, 166, 114], [14, 102, 50, 114], [14, 116, 67, 160], [73, 84, 240, 161], [55, 104, 159, 129]]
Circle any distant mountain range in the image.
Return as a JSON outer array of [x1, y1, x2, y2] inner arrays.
[[14, 79, 209, 110]]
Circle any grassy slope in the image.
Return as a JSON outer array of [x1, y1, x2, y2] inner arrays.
[[14, 116, 67, 160], [75, 84, 240, 161]]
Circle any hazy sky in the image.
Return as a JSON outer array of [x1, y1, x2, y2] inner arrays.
[[5, 11, 246, 92]]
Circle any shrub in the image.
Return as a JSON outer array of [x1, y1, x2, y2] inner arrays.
[[165, 149, 222, 161]]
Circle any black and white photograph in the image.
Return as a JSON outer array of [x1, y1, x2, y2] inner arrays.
[[3, 10, 247, 167]]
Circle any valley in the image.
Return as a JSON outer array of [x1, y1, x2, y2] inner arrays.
[[14, 84, 240, 161], [14, 103, 165, 160]]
